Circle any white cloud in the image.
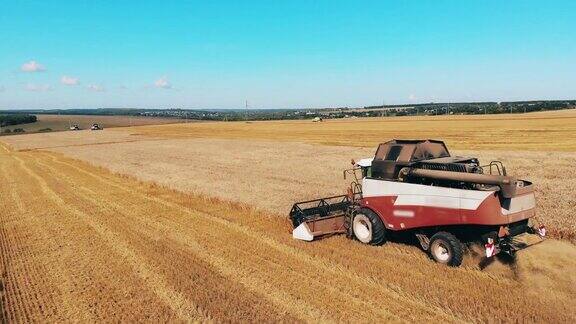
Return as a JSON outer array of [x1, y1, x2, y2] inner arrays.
[[21, 60, 45, 72], [25, 83, 52, 92], [61, 75, 79, 86], [408, 94, 417, 101], [154, 76, 172, 89], [86, 84, 105, 92]]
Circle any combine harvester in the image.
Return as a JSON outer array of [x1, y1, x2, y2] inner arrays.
[[290, 139, 546, 266], [90, 123, 103, 130]]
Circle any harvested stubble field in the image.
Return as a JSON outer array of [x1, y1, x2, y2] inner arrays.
[[1, 110, 576, 322]]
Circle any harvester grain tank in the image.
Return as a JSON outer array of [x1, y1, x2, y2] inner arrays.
[[290, 139, 546, 266]]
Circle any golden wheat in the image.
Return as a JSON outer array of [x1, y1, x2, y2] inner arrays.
[[1, 146, 575, 322], [128, 109, 576, 151]]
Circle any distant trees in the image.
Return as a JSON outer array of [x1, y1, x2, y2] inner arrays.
[[0, 114, 37, 127], [363, 100, 576, 117], [0, 100, 574, 123]]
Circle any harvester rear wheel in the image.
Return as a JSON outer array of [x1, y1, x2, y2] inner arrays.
[[429, 232, 463, 267], [352, 208, 386, 245]]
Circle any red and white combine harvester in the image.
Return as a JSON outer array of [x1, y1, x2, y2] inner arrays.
[[290, 139, 546, 266]]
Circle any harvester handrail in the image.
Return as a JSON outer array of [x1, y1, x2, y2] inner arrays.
[[480, 161, 507, 176], [291, 193, 351, 205]]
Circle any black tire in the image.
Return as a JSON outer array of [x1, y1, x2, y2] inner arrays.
[[352, 208, 386, 245], [429, 232, 464, 267]]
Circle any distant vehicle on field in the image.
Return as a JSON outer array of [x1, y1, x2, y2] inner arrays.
[[70, 124, 80, 131], [90, 123, 103, 130]]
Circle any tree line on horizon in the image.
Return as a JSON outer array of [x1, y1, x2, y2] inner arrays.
[[0, 114, 37, 127], [0, 99, 574, 121]]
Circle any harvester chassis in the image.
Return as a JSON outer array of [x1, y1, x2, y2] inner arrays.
[[290, 196, 544, 266]]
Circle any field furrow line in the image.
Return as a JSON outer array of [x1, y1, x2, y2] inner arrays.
[[12, 153, 209, 322], [4, 154, 107, 322], [0, 223, 25, 324], [0, 160, 50, 322], [0, 219, 37, 323], [0, 219, 9, 323], [29, 161, 316, 321], [30, 154, 354, 322]]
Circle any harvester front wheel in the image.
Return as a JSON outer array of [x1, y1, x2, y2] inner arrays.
[[429, 232, 463, 267], [352, 209, 386, 245]]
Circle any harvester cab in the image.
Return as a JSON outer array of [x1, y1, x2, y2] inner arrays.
[[290, 139, 546, 267]]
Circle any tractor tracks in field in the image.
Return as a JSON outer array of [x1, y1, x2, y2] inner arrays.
[[0, 152, 90, 322], [35, 152, 465, 322], [3, 150, 322, 322], [10, 153, 209, 322], [29, 154, 327, 322], [1, 150, 202, 322], [30, 153, 403, 322]]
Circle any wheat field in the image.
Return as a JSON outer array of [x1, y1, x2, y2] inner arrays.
[[1, 145, 575, 322], [1, 110, 576, 322], [129, 109, 576, 151], [5, 131, 576, 243]]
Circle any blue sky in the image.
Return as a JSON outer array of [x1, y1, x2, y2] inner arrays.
[[0, 1, 574, 109]]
